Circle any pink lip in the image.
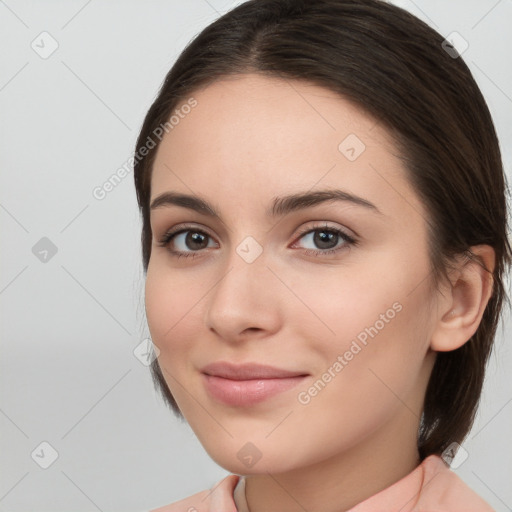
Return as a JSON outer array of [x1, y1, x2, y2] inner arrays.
[[201, 362, 309, 406]]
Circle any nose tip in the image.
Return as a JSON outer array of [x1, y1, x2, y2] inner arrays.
[[203, 249, 280, 342]]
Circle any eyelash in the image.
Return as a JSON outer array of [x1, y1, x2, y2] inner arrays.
[[157, 222, 358, 260]]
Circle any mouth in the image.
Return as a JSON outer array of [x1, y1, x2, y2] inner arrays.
[[200, 361, 309, 406]]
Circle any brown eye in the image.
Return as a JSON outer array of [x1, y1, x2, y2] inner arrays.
[[183, 231, 209, 250], [293, 224, 356, 256], [158, 227, 217, 258]]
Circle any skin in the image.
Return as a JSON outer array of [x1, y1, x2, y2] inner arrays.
[[145, 74, 495, 512]]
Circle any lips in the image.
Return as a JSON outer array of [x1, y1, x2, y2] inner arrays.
[[201, 361, 308, 380], [200, 361, 309, 406]]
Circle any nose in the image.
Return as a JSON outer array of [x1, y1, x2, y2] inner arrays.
[[204, 244, 282, 342]]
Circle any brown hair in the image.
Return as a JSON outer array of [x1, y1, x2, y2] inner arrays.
[[134, 0, 512, 460]]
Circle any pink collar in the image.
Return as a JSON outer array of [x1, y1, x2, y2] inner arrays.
[[229, 455, 494, 512]]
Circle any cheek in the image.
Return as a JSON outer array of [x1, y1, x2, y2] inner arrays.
[[288, 249, 433, 412], [144, 267, 175, 347], [281, 253, 420, 352], [289, 306, 430, 459], [144, 259, 204, 348], [144, 263, 201, 410]]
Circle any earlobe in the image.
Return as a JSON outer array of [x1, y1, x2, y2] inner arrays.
[[430, 245, 495, 352]]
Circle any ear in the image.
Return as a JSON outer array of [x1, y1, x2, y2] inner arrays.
[[430, 245, 495, 352]]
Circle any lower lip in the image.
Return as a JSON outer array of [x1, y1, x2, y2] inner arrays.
[[202, 374, 308, 406]]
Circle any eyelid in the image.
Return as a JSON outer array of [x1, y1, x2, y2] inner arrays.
[[292, 221, 354, 239], [159, 222, 217, 241], [159, 220, 353, 242]]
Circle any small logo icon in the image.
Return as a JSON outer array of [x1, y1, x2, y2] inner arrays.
[[236, 236, 263, 263], [441, 441, 469, 469], [442, 32, 469, 59], [133, 338, 160, 366], [31, 31, 59, 59], [338, 134, 366, 161], [31, 441, 59, 469], [32, 237, 58, 263], [237, 442, 262, 468]]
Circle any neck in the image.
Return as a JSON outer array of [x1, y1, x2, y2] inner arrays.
[[243, 408, 421, 512]]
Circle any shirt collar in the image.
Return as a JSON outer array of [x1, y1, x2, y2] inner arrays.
[[233, 475, 250, 512]]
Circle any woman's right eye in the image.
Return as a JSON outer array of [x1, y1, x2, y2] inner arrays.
[[157, 228, 217, 259]]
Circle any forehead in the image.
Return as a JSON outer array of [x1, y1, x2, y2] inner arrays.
[[156, 73, 387, 155], [150, 73, 423, 223]]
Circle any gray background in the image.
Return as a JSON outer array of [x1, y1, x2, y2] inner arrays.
[[1, 1, 511, 511]]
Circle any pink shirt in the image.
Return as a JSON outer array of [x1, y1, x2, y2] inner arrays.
[[150, 455, 494, 511]]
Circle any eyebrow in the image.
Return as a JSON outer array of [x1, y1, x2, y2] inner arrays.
[[150, 189, 382, 218]]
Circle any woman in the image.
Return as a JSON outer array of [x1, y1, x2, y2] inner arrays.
[[133, 0, 511, 510]]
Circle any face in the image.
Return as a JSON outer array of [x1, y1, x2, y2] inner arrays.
[[145, 73, 438, 475]]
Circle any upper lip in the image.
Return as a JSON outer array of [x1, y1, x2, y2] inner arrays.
[[201, 361, 308, 380]]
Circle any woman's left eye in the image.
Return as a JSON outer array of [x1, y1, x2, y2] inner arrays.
[[292, 225, 357, 256], [157, 223, 357, 259]]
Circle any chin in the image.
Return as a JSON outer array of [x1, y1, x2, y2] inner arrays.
[[201, 440, 303, 476]]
